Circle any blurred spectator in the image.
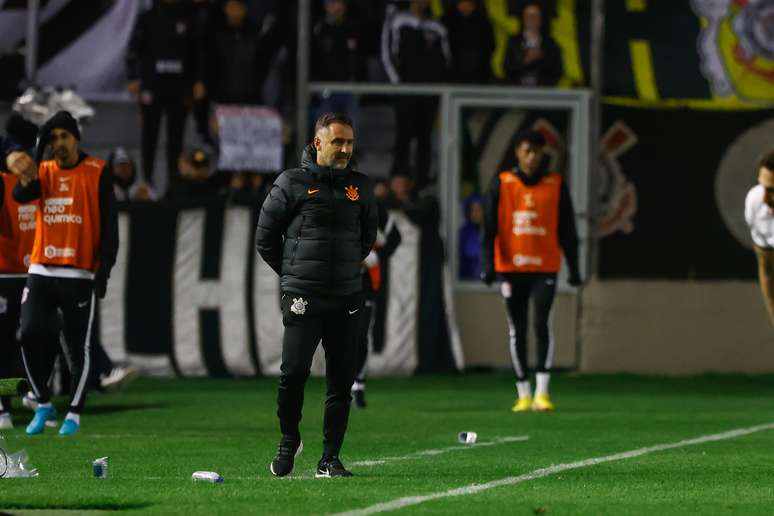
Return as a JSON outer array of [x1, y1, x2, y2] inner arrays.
[[107, 147, 156, 202], [166, 148, 228, 200], [127, 0, 205, 193], [373, 177, 389, 201], [206, 0, 268, 105], [311, 0, 366, 82], [503, 1, 562, 87], [388, 173, 414, 208], [346, 0, 392, 80], [309, 0, 365, 134], [382, 0, 451, 188], [442, 0, 495, 83], [459, 193, 483, 279], [228, 171, 272, 204], [386, 171, 456, 372]]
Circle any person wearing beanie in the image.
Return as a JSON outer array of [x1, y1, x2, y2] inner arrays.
[[7, 110, 119, 436]]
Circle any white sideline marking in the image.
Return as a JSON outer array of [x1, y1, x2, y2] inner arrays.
[[332, 422, 774, 516], [350, 436, 530, 467]]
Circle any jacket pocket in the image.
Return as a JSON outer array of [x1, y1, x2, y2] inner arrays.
[[290, 216, 305, 265]]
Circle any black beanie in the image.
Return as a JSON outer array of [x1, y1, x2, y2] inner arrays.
[[45, 110, 80, 141]]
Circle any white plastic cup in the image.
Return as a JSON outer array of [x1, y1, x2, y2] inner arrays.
[[457, 431, 477, 445]]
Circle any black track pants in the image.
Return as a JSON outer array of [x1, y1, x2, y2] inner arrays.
[[501, 273, 557, 382], [277, 292, 363, 457], [0, 276, 25, 413], [19, 274, 95, 414], [354, 300, 375, 385], [140, 95, 188, 189]]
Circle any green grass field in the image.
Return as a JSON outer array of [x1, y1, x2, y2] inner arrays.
[[1, 373, 774, 515]]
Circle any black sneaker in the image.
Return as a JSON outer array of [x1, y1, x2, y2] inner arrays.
[[352, 389, 367, 409], [270, 438, 303, 477], [316, 456, 353, 478]]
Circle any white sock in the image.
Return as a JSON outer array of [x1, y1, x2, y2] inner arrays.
[[351, 381, 365, 392], [38, 402, 52, 409], [535, 373, 551, 396], [65, 412, 80, 425], [516, 381, 532, 400]]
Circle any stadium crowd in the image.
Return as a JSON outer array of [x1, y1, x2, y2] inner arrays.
[[117, 0, 564, 200]]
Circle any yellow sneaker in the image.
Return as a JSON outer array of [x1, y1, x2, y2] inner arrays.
[[532, 394, 555, 412], [511, 397, 533, 412]]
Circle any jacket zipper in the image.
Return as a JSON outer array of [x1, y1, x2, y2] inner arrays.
[[328, 169, 336, 288]]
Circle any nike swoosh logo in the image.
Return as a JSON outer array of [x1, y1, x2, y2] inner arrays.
[[307, 188, 320, 195], [348, 309, 359, 315], [78, 301, 89, 308]]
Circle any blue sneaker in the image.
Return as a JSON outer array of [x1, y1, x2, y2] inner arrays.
[[26, 405, 55, 435], [58, 418, 80, 436], [22, 392, 58, 427]]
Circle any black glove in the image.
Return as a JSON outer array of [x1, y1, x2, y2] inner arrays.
[[481, 269, 495, 286], [94, 268, 109, 299], [568, 270, 583, 287]]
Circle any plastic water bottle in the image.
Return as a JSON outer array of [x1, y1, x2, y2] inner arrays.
[[93, 457, 109, 479], [192, 471, 224, 483]]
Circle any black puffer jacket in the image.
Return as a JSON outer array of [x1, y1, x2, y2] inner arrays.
[[255, 145, 378, 296]]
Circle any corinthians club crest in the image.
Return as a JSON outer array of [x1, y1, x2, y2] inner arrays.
[[345, 185, 359, 201], [290, 297, 308, 315], [692, 0, 774, 100]]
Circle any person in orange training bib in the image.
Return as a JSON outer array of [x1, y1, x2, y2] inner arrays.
[[481, 130, 581, 413], [8, 111, 118, 436]]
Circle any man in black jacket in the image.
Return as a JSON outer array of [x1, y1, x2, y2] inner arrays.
[[256, 112, 377, 478]]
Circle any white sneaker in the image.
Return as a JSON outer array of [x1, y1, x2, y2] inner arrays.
[[100, 366, 141, 391], [21, 391, 38, 411], [0, 413, 13, 429], [22, 392, 58, 427]]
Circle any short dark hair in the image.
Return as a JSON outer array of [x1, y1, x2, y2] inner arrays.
[[514, 129, 546, 148], [760, 148, 774, 172], [314, 112, 353, 135]]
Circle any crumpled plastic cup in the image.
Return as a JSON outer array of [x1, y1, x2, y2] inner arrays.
[[457, 431, 478, 445], [0, 436, 38, 478]]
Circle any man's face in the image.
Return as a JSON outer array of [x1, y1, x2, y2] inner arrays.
[[469, 200, 483, 225], [49, 128, 78, 165], [759, 166, 774, 209], [224, 0, 247, 27], [390, 176, 413, 204], [523, 5, 542, 33], [315, 123, 354, 169], [411, 0, 431, 14], [515, 141, 544, 175], [457, 0, 476, 16], [113, 161, 133, 182], [325, 0, 346, 20]]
